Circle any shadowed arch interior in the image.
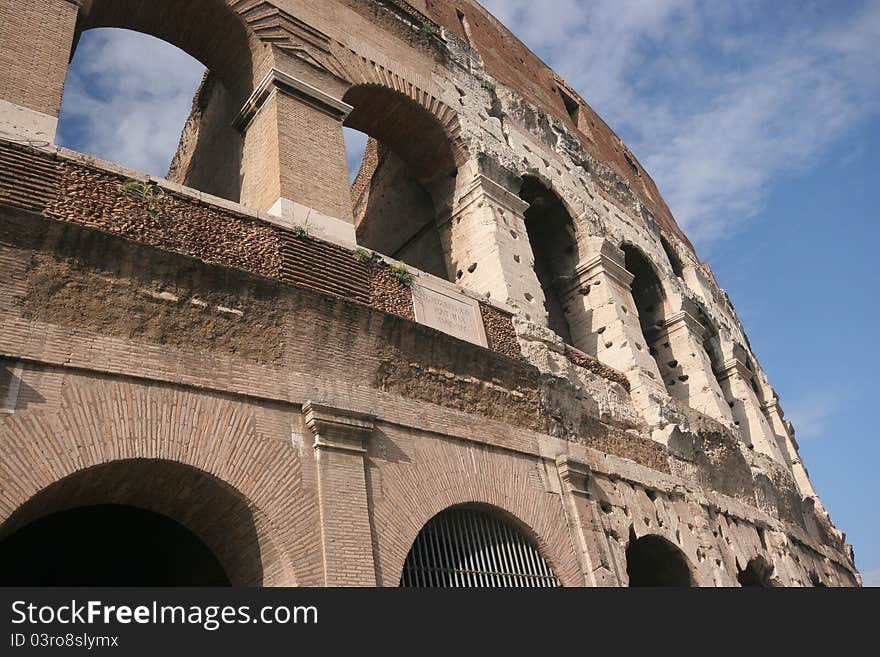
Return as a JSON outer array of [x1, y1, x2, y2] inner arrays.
[[737, 556, 775, 587], [0, 459, 266, 586], [519, 176, 577, 343], [0, 504, 229, 586], [400, 505, 560, 587], [626, 533, 693, 586]]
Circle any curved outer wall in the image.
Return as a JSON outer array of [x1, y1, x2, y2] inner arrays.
[[0, 0, 859, 586]]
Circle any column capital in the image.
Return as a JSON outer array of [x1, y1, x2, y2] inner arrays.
[[234, 68, 353, 130], [656, 310, 705, 339], [572, 250, 634, 290], [303, 401, 375, 454], [716, 357, 753, 382], [453, 173, 530, 218]]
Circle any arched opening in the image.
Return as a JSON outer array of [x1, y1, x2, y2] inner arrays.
[[0, 459, 266, 586], [0, 505, 228, 586], [660, 234, 684, 279], [737, 556, 775, 587], [400, 505, 559, 587], [56, 0, 257, 201], [622, 245, 670, 382], [344, 84, 458, 280], [519, 176, 577, 343], [626, 534, 693, 587]]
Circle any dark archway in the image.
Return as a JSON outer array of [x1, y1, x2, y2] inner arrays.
[[400, 505, 559, 587], [0, 459, 266, 586], [626, 534, 694, 587], [737, 556, 775, 587], [0, 505, 228, 586], [519, 176, 577, 343], [344, 84, 458, 280]]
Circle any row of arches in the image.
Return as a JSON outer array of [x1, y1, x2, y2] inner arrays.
[[49, 10, 768, 440], [0, 458, 784, 587]]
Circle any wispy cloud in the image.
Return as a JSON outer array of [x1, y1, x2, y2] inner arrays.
[[784, 390, 848, 440], [57, 29, 205, 177], [481, 0, 880, 251]]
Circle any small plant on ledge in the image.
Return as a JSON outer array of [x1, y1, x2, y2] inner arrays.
[[420, 22, 436, 39], [390, 262, 414, 287], [354, 247, 374, 263], [292, 223, 309, 239], [120, 179, 166, 219]]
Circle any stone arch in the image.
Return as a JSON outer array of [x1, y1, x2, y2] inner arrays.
[[368, 439, 581, 587], [343, 82, 463, 279], [737, 555, 777, 587], [0, 378, 317, 586], [518, 174, 579, 344], [399, 503, 560, 587], [0, 460, 260, 586], [76, 0, 261, 103], [625, 532, 695, 586], [338, 53, 468, 171], [69, 1, 271, 201], [621, 244, 672, 377]]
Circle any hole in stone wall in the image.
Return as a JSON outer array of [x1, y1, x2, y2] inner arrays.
[[557, 86, 580, 127], [737, 556, 775, 587], [660, 234, 684, 278]]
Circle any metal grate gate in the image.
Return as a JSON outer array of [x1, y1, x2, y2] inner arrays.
[[399, 508, 560, 587]]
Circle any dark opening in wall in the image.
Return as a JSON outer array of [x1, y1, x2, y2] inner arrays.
[[0, 505, 229, 586], [737, 556, 775, 587], [660, 234, 684, 278], [558, 86, 580, 126], [520, 176, 577, 343], [622, 245, 668, 370], [626, 533, 693, 586]]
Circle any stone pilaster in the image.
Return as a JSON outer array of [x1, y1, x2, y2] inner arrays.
[[444, 169, 544, 310], [648, 301, 734, 424], [0, 0, 80, 144], [236, 68, 356, 246], [556, 456, 617, 586], [303, 401, 377, 586], [761, 394, 818, 498], [715, 351, 785, 462], [563, 237, 667, 420]]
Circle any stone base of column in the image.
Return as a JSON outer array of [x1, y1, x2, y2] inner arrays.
[[0, 100, 57, 145], [268, 197, 357, 248]]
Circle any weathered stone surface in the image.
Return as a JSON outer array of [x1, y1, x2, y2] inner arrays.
[[0, 0, 856, 586]]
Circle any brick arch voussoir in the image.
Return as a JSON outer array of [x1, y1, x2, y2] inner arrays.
[[0, 378, 313, 586], [373, 441, 582, 587], [336, 52, 468, 167]]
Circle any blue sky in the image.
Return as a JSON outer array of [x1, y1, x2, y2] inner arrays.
[[57, 1, 879, 583]]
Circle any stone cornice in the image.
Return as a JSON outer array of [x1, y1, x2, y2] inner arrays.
[[452, 173, 530, 218], [303, 401, 375, 454], [654, 310, 705, 340], [715, 358, 754, 383], [234, 68, 353, 130], [572, 252, 634, 290]]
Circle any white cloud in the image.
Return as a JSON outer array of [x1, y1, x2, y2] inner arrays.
[[481, 0, 880, 251], [57, 29, 205, 177], [784, 392, 845, 440], [344, 128, 368, 184]]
